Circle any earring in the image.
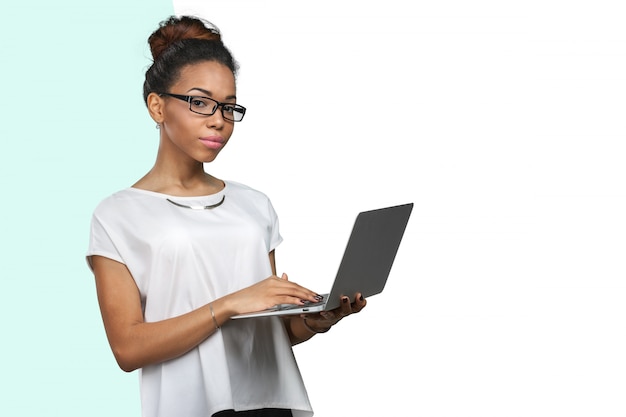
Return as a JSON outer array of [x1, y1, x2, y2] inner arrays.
[[156, 123, 160, 129]]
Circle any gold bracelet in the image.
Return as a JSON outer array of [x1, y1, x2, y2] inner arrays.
[[209, 303, 220, 331], [303, 318, 330, 334]]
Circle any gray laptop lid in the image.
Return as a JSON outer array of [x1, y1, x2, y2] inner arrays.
[[322, 202, 413, 311]]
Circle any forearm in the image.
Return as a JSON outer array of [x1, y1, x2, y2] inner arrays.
[[95, 252, 323, 370], [110, 297, 234, 372]]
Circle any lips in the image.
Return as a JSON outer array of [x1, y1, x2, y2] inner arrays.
[[199, 136, 224, 150]]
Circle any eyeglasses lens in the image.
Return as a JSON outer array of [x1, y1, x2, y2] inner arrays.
[[189, 98, 245, 122]]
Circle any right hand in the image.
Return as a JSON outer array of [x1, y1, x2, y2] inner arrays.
[[228, 273, 320, 315]]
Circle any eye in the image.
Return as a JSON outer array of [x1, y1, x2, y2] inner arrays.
[[191, 98, 208, 108], [222, 104, 235, 113]]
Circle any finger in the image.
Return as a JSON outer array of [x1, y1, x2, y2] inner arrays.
[[272, 273, 287, 281], [275, 295, 312, 306], [270, 280, 321, 304], [340, 296, 352, 316], [351, 293, 367, 312], [275, 280, 321, 303]]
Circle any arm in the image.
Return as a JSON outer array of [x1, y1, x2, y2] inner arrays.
[[92, 252, 320, 372], [92, 255, 229, 372]]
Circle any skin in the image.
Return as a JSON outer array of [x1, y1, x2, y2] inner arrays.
[[91, 60, 366, 372]]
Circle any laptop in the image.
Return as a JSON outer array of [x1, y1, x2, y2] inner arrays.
[[231, 202, 413, 319]]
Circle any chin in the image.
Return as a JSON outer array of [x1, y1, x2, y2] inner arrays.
[[199, 152, 221, 163]]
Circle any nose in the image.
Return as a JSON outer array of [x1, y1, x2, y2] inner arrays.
[[205, 107, 226, 129]]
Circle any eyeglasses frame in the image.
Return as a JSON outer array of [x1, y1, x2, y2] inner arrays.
[[158, 92, 246, 122]]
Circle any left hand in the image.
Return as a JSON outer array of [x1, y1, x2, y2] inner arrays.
[[301, 292, 367, 332]]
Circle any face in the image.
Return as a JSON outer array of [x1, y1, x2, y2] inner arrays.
[[149, 61, 238, 164]]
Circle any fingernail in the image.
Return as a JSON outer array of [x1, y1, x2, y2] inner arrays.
[[359, 295, 364, 301], [315, 295, 324, 301], [342, 297, 349, 303]]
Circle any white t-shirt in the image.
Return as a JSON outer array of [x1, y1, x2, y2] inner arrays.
[[87, 180, 313, 417]]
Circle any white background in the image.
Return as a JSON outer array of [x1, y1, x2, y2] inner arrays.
[[171, 1, 626, 416]]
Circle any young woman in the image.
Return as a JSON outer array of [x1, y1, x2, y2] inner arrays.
[[86, 15, 366, 417]]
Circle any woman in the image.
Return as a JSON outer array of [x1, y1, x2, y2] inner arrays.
[[86, 15, 366, 417]]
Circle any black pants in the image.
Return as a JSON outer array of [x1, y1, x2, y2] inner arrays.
[[212, 408, 293, 417]]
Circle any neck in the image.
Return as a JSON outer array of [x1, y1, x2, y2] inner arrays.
[[133, 136, 222, 196], [153, 150, 206, 185]]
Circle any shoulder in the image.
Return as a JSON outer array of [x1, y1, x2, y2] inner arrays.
[[224, 180, 280, 217], [91, 188, 148, 218], [225, 180, 272, 203]]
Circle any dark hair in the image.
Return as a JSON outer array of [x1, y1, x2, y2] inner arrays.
[[143, 15, 239, 104]]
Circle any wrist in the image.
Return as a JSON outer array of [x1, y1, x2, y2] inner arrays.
[[303, 317, 331, 334], [209, 297, 237, 327], [216, 294, 239, 317], [209, 303, 220, 331]]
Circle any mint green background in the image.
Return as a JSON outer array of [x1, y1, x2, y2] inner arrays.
[[0, 1, 172, 415]]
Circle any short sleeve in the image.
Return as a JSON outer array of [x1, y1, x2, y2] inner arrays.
[[86, 213, 125, 272], [267, 198, 283, 252]]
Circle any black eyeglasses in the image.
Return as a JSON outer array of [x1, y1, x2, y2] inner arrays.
[[158, 93, 246, 122]]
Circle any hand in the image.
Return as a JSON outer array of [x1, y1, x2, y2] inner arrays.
[[229, 273, 321, 315], [301, 292, 367, 332]]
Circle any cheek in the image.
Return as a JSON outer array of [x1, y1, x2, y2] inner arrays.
[[162, 121, 200, 149], [224, 124, 235, 141], [164, 119, 189, 138], [164, 110, 199, 134]]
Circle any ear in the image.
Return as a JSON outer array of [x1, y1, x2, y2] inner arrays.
[[147, 92, 165, 124]]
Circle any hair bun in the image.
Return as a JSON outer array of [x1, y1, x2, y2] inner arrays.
[[148, 15, 222, 62]]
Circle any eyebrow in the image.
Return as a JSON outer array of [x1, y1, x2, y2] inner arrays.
[[186, 87, 237, 101]]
